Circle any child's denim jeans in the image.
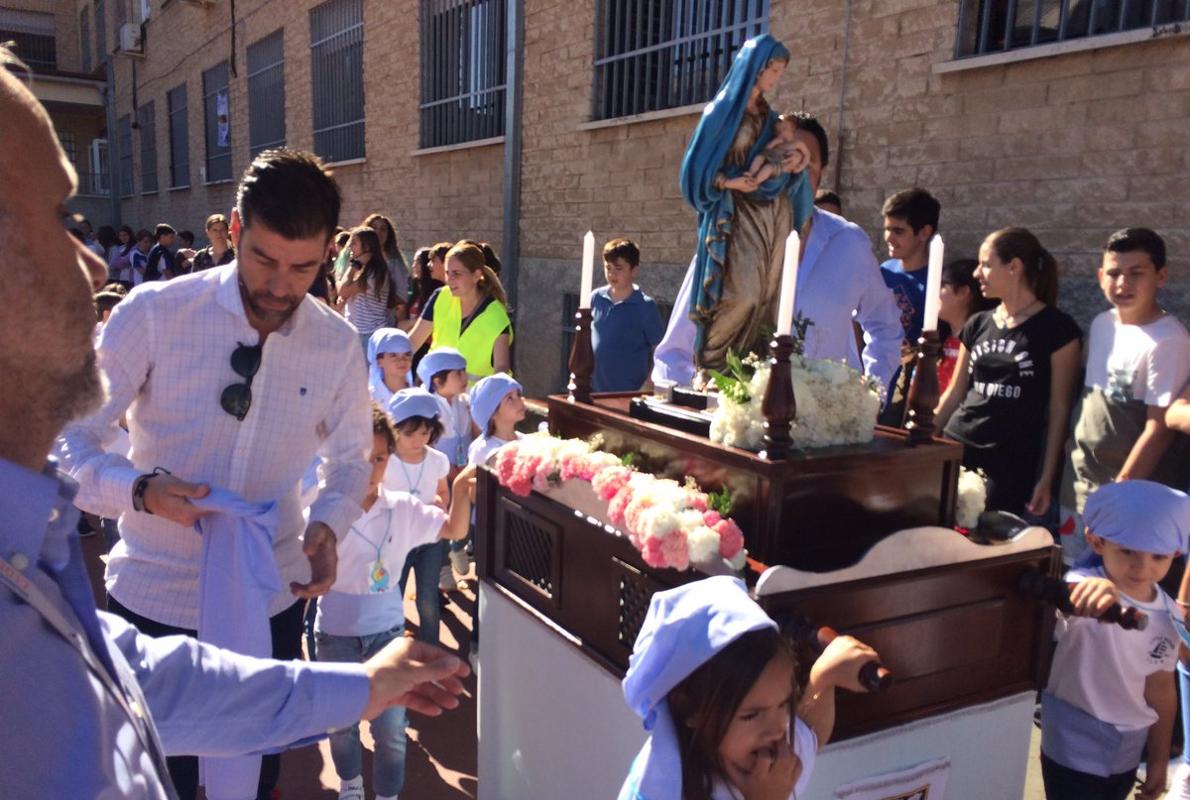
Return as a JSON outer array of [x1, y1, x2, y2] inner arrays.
[[314, 625, 408, 796]]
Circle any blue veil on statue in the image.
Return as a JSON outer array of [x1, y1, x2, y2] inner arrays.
[[679, 34, 815, 357]]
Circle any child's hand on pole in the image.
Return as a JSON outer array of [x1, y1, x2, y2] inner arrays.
[[810, 635, 879, 693], [1068, 577, 1120, 620]]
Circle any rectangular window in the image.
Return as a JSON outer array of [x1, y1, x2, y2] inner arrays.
[[419, 0, 506, 148], [118, 113, 133, 197], [592, 0, 768, 121], [168, 83, 190, 187], [57, 130, 78, 167], [139, 101, 158, 193], [0, 9, 57, 71], [80, 7, 92, 73], [247, 29, 286, 156], [955, 0, 1190, 57], [202, 61, 232, 182], [95, 0, 107, 64], [310, 0, 364, 162]]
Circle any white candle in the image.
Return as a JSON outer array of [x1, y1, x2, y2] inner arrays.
[[923, 234, 944, 333], [579, 231, 595, 309], [776, 230, 800, 337]]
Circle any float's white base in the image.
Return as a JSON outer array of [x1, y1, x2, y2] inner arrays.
[[477, 587, 1034, 800]]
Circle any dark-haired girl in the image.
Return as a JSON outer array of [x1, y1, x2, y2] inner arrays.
[[106, 225, 136, 288], [337, 227, 396, 354], [619, 577, 875, 800], [936, 227, 1082, 519]]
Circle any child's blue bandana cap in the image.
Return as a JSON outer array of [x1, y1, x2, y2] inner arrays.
[[618, 576, 775, 800], [386, 388, 440, 424], [415, 347, 466, 392], [1075, 480, 1190, 569], [470, 373, 521, 433], [368, 328, 412, 363]]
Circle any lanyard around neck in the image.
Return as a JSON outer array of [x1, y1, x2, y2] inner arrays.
[[349, 508, 394, 558], [395, 455, 427, 497]]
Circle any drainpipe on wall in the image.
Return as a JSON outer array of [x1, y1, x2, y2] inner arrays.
[[103, 56, 121, 226], [831, 0, 854, 193], [500, 0, 524, 310]]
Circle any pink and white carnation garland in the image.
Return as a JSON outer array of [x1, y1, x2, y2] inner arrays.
[[492, 433, 747, 572]]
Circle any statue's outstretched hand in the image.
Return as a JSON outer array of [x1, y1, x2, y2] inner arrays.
[[723, 176, 759, 193], [781, 140, 811, 175]]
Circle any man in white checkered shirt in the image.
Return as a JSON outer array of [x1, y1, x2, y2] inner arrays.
[[58, 149, 373, 800]]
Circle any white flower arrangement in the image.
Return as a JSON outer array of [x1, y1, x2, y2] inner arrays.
[[956, 468, 988, 530], [708, 351, 882, 452]]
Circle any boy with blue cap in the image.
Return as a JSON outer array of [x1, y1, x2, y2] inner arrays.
[[367, 328, 413, 406], [619, 576, 875, 800], [1041, 480, 1190, 800], [468, 373, 527, 467], [314, 405, 476, 800]]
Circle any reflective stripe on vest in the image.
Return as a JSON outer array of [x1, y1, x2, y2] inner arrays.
[[431, 290, 513, 383]]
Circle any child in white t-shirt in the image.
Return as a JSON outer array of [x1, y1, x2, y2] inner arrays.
[[314, 405, 475, 800], [1063, 228, 1189, 566], [367, 327, 413, 407], [467, 373, 527, 468], [1041, 481, 1190, 800], [416, 347, 475, 472], [383, 388, 451, 646]]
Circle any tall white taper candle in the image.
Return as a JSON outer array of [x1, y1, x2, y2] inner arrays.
[[776, 230, 800, 337], [923, 234, 944, 332], [579, 231, 596, 309]]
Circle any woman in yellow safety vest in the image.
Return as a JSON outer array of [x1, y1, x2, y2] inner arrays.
[[408, 241, 512, 384]]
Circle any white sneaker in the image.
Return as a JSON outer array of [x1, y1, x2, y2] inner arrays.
[[1172, 760, 1190, 800], [439, 563, 458, 591], [338, 775, 364, 800], [449, 548, 470, 577]]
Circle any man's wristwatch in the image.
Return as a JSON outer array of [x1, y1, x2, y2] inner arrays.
[[131, 467, 171, 514]]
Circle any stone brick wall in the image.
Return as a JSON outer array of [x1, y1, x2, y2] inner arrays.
[[80, 0, 1190, 397], [103, 0, 502, 251]]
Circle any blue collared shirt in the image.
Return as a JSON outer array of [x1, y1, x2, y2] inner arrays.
[[592, 285, 666, 392], [0, 457, 371, 798], [652, 208, 903, 393]]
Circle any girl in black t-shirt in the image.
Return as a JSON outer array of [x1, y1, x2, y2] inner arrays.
[[936, 228, 1082, 518]]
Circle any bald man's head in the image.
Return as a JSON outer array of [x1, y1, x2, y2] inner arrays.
[[0, 57, 107, 461]]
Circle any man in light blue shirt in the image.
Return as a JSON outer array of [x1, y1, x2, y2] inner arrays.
[[653, 115, 903, 394], [0, 50, 469, 799]]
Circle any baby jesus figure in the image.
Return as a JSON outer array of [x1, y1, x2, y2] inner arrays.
[[743, 114, 810, 186]]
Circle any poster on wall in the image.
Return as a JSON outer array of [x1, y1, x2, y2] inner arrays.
[[216, 89, 230, 148], [833, 757, 949, 800]]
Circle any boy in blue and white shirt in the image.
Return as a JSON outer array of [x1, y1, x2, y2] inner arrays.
[[1040, 480, 1189, 800], [314, 405, 475, 800]]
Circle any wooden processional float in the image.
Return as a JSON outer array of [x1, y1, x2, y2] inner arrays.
[[473, 317, 1067, 800]]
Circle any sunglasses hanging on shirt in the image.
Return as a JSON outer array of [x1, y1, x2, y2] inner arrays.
[[220, 342, 263, 421]]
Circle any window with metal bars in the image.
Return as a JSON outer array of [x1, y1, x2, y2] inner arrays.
[[592, 0, 768, 121], [168, 83, 190, 188], [80, 7, 92, 73], [203, 61, 233, 182], [419, 0, 507, 148], [956, 0, 1190, 57], [247, 29, 286, 156], [57, 130, 78, 167], [118, 113, 133, 197], [95, 0, 107, 65], [0, 9, 58, 71], [310, 0, 364, 162], [139, 101, 158, 193]]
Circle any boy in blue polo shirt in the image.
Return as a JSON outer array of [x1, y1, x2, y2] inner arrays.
[[591, 238, 665, 392]]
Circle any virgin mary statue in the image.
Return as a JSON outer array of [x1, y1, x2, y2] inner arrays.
[[680, 34, 814, 370]]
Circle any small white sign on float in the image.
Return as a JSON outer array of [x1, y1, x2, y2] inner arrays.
[[833, 757, 950, 800]]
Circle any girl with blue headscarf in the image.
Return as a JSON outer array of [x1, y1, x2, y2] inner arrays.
[[680, 35, 815, 369]]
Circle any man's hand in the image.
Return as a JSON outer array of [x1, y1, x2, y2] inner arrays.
[[361, 637, 471, 720], [1068, 577, 1119, 619], [723, 738, 802, 800], [809, 635, 879, 693], [142, 473, 211, 526], [290, 522, 338, 599], [1025, 480, 1052, 516]]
